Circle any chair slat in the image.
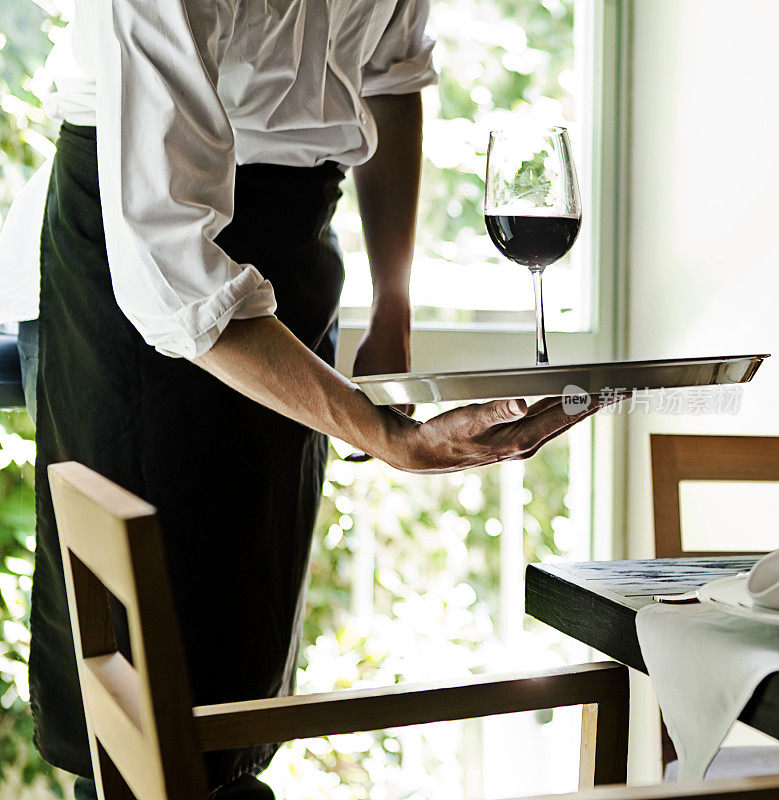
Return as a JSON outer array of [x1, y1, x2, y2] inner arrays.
[[82, 663, 159, 800], [84, 654, 143, 731], [194, 662, 627, 751]]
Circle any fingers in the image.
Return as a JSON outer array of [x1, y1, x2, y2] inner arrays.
[[515, 403, 600, 460], [473, 397, 528, 428], [510, 394, 627, 461], [524, 396, 564, 417], [524, 392, 629, 419]]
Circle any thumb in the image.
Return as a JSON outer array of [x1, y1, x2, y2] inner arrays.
[[475, 397, 528, 428]]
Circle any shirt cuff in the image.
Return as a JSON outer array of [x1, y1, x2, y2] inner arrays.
[[148, 265, 277, 359], [362, 37, 437, 97]]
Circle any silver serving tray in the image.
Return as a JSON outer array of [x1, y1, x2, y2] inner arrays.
[[354, 354, 769, 406]]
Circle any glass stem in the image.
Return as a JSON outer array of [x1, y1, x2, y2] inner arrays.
[[531, 268, 549, 365]]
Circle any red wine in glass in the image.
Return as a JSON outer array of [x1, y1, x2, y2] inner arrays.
[[484, 127, 581, 365], [485, 212, 581, 268]]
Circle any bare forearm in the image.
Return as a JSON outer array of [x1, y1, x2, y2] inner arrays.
[[194, 316, 414, 464], [351, 93, 422, 382], [193, 314, 615, 475], [353, 92, 423, 302]]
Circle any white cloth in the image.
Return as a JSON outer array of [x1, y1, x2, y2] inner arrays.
[[747, 550, 779, 609], [0, 0, 436, 358], [636, 603, 779, 780], [0, 160, 52, 323]]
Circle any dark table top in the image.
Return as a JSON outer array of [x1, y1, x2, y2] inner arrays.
[[525, 557, 779, 741]]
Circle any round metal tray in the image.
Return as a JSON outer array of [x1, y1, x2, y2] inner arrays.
[[354, 354, 769, 406]]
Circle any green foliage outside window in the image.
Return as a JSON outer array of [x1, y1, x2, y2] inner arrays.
[[1, 2, 66, 795], [0, 412, 61, 799], [0, 1, 60, 212], [419, 0, 574, 256], [335, 0, 576, 327]]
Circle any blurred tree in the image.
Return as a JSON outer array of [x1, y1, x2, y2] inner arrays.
[[0, 0, 60, 217], [419, 0, 574, 256], [0, 411, 64, 799], [1, 2, 67, 795]]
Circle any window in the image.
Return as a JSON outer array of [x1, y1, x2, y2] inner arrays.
[[338, 0, 587, 333]]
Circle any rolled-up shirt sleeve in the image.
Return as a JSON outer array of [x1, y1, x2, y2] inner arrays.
[[95, 0, 276, 359], [362, 0, 437, 97]]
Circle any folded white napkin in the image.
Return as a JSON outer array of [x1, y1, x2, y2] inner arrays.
[[748, 550, 779, 609], [636, 603, 779, 780]]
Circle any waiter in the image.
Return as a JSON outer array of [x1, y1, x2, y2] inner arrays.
[[0, 0, 608, 797]]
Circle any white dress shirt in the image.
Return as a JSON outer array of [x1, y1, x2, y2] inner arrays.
[[0, 0, 435, 358]]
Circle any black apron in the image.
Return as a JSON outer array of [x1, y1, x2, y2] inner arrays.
[[31, 122, 345, 788]]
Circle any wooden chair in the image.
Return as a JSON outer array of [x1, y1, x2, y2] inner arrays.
[[650, 434, 779, 559], [49, 461, 630, 800], [650, 434, 779, 777]]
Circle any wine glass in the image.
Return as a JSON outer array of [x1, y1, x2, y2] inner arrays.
[[484, 126, 581, 365]]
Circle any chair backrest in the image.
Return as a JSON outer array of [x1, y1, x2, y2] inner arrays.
[[48, 462, 209, 800], [650, 434, 779, 558]]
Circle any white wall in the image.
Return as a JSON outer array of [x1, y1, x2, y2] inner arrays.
[[624, 0, 779, 781], [626, 0, 779, 556]]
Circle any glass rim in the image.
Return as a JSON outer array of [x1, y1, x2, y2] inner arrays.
[[488, 125, 568, 138]]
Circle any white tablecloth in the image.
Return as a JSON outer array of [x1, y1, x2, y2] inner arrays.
[[636, 603, 779, 780]]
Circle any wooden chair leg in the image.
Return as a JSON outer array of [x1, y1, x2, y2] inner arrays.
[[579, 668, 630, 788]]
